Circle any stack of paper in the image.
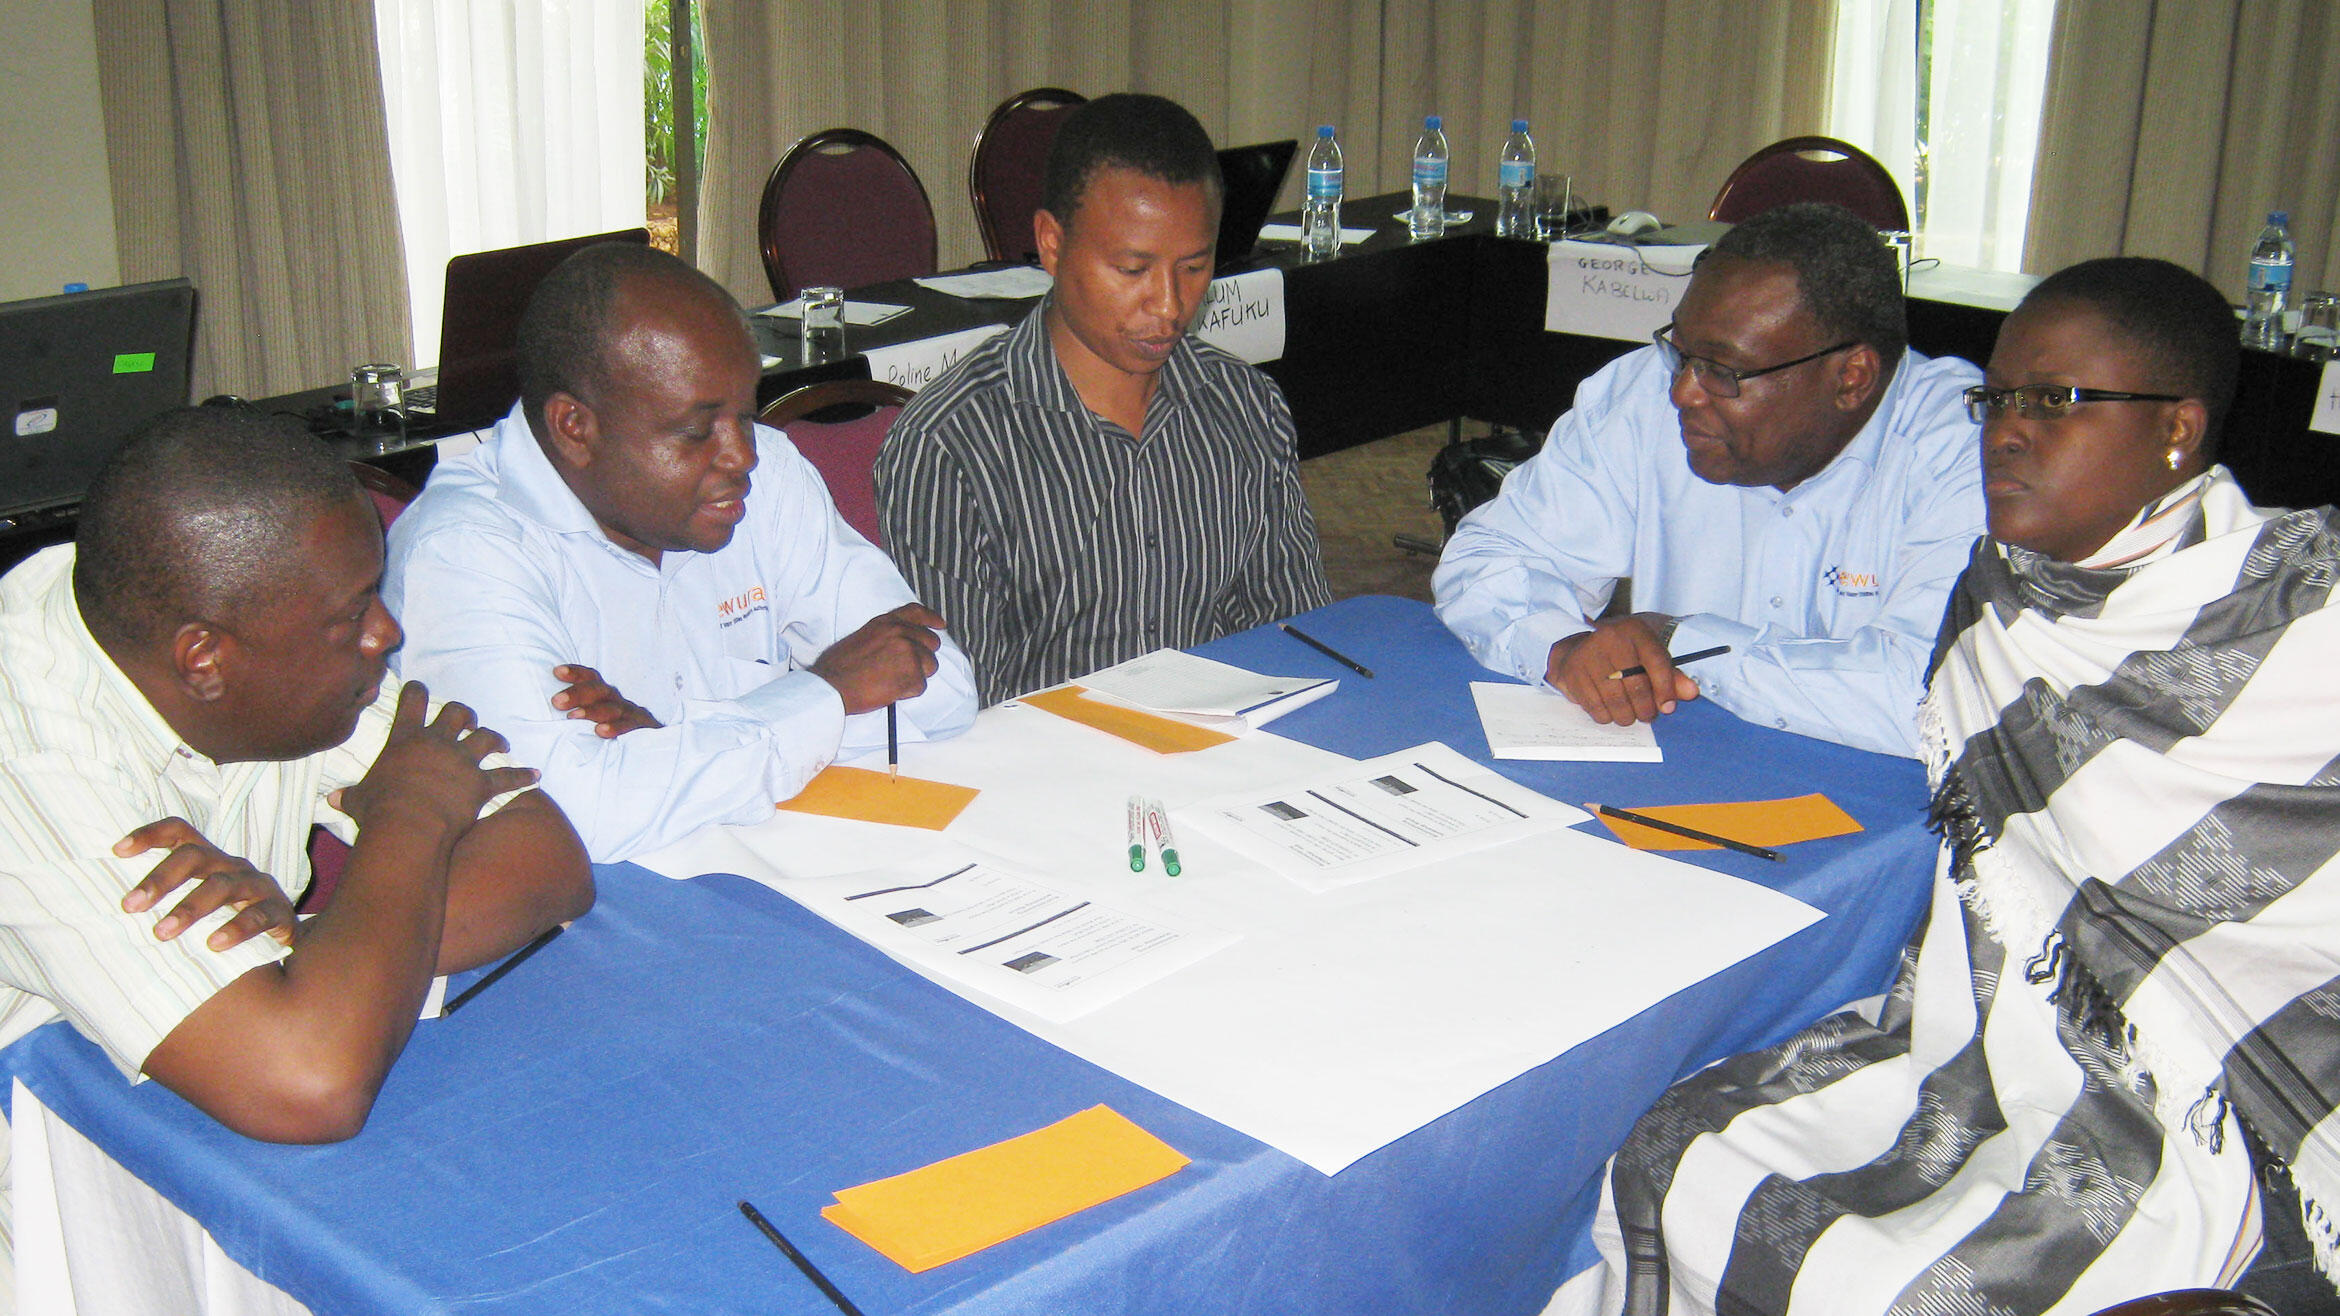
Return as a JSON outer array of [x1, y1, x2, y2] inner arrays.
[[1470, 681, 1660, 762], [822, 1106, 1188, 1271], [1078, 649, 1336, 732]]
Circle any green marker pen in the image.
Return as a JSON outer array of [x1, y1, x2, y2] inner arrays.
[[1126, 794, 1147, 872], [1146, 797, 1183, 877]]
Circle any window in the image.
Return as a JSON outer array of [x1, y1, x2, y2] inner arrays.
[[645, 0, 707, 259]]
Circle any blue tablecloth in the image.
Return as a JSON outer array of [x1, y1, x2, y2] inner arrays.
[[0, 597, 1936, 1314]]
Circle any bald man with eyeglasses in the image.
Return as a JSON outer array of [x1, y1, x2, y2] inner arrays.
[[1433, 202, 1983, 758]]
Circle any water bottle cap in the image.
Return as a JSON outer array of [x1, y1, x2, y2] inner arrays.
[[1425, 115, 1441, 130], [2271, 211, 2290, 225], [1512, 119, 1528, 133], [1317, 124, 1334, 138]]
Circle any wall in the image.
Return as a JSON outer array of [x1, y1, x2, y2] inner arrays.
[[0, 0, 120, 303]]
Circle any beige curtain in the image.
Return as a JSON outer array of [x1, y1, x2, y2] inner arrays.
[[698, 0, 1834, 309], [2025, 0, 2340, 297], [94, 0, 411, 400]]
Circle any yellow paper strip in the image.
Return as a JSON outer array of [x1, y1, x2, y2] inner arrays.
[[1597, 793, 1864, 851], [777, 765, 979, 831], [1022, 686, 1236, 754], [821, 1105, 1189, 1273]]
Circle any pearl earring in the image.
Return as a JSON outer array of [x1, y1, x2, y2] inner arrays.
[[2166, 449, 2182, 471]]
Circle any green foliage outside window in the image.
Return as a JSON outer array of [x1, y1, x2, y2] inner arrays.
[[645, 0, 708, 205]]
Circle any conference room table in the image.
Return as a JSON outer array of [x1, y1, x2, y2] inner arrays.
[[0, 596, 1939, 1314]]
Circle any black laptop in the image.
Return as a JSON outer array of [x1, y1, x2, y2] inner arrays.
[[406, 227, 650, 431], [0, 278, 196, 519], [1215, 139, 1299, 273]]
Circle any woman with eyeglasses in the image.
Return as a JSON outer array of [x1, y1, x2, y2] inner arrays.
[[1554, 257, 2340, 1315]]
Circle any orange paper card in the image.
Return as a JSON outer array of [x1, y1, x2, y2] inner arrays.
[[1022, 686, 1236, 754], [776, 765, 979, 831], [1597, 793, 1863, 851], [822, 1105, 1189, 1272]]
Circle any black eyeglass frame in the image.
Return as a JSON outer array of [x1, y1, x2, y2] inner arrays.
[[1962, 383, 2188, 425], [1651, 324, 1859, 399]]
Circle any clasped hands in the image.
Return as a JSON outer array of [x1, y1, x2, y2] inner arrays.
[[549, 603, 949, 735], [1545, 613, 1700, 726]]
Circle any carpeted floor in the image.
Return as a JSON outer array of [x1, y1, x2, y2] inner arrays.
[[1298, 425, 1453, 603]]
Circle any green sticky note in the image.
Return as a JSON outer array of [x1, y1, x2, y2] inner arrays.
[[112, 352, 157, 374]]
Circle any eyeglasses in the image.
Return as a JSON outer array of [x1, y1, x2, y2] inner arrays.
[[1651, 325, 1857, 399], [1962, 383, 2186, 425]]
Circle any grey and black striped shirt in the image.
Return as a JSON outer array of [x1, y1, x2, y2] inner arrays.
[[876, 301, 1331, 706]]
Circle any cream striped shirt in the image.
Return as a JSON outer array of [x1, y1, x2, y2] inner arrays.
[[0, 546, 395, 1081]]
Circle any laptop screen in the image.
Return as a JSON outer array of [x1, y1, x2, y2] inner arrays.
[[0, 278, 196, 520], [429, 227, 650, 431], [1215, 140, 1298, 273]]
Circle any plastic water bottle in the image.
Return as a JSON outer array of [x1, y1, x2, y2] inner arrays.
[[1496, 120, 1536, 238], [1303, 125, 1344, 260], [2243, 211, 2295, 350], [1410, 115, 1449, 241]]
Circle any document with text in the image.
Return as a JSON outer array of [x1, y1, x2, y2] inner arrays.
[[1184, 741, 1589, 891], [1470, 681, 1662, 762]]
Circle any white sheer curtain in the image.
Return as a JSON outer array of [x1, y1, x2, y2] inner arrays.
[[1828, 0, 2055, 272], [374, 0, 648, 368]]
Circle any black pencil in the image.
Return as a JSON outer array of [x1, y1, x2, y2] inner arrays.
[[1279, 623, 1374, 678], [1607, 644, 1732, 681], [1593, 803, 1782, 861], [886, 702, 899, 781], [739, 1199, 865, 1316], [440, 924, 564, 1016]]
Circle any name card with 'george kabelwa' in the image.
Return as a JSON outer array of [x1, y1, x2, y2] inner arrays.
[[1543, 239, 1706, 343]]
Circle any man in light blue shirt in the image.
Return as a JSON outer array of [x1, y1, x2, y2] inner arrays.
[[1434, 203, 1982, 758], [385, 245, 977, 862]]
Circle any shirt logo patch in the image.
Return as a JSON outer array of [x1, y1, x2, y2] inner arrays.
[[716, 586, 771, 628], [1824, 566, 1880, 598]]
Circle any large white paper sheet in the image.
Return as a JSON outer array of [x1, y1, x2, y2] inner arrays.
[[1185, 742, 1589, 891], [1543, 239, 1703, 342], [646, 705, 1825, 1175], [912, 267, 1054, 300]]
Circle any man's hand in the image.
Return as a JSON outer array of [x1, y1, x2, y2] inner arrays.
[[331, 683, 539, 840], [550, 663, 661, 738], [1545, 613, 1699, 726], [808, 604, 947, 715], [114, 818, 297, 951]]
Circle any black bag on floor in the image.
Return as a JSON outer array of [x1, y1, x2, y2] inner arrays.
[[1427, 425, 1545, 537]]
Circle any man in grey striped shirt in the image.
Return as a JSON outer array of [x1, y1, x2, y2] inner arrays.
[[877, 93, 1331, 705]]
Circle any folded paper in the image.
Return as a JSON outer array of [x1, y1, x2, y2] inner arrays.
[[1596, 793, 1862, 851], [777, 765, 978, 831], [822, 1105, 1189, 1272], [1022, 686, 1236, 754]]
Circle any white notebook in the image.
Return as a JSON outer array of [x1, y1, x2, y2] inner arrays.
[[1470, 682, 1661, 762], [1078, 649, 1336, 732]]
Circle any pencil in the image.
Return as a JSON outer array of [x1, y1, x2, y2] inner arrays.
[[1593, 803, 1782, 861], [1607, 644, 1732, 681], [886, 703, 899, 781], [739, 1200, 866, 1316], [1279, 622, 1374, 678], [440, 924, 565, 1016]]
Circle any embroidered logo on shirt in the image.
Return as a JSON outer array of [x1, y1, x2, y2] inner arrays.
[[1824, 566, 1880, 598], [717, 586, 771, 628]]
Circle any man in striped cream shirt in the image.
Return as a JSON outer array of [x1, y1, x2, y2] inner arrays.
[[0, 408, 590, 1210], [878, 93, 1331, 705]]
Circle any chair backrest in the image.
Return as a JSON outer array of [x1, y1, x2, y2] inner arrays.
[[350, 460, 420, 529], [759, 379, 915, 546], [758, 129, 938, 303], [968, 87, 1086, 264], [1708, 135, 1910, 233]]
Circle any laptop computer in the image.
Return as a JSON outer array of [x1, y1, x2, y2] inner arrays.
[[406, 227, 650, 431], [1215, 139, 1298, 273], [0, 278, 196, 519]]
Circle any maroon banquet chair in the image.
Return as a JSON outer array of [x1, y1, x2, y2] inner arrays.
[[757, 128, 939, 303], [968, 87, 1085, 264], [759, 378, 914, 547], [1708, 135, 1909, 233]]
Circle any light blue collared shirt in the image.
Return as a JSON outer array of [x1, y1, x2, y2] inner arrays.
[[384, 407, 977, 862], [1433, 344, 1983, 757]]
